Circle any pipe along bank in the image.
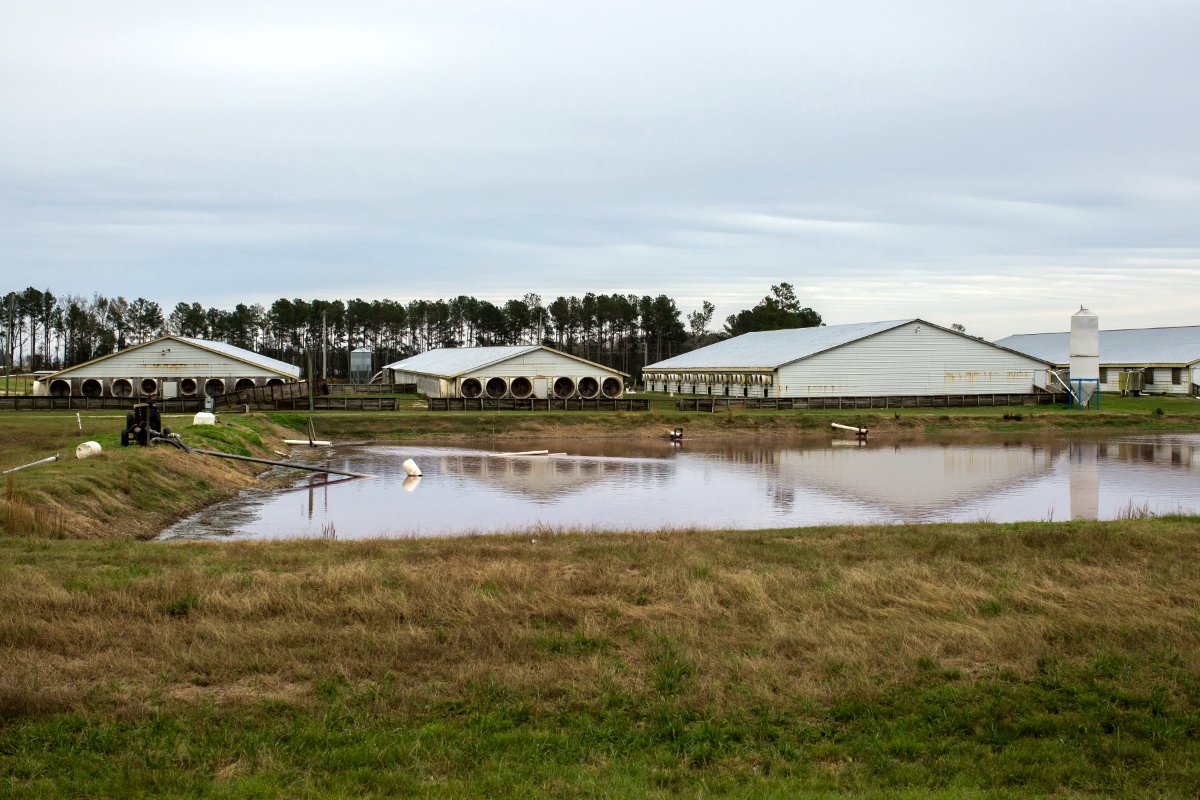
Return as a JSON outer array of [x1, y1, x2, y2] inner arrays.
[[120, 403, 374, 479]]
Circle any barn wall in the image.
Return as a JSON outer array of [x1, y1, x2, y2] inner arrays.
[[54, 341, 292, 380], [776, 323, 1046, 397], [388, 371, 445, 397], [1090, 363, 1195, 396], [464, 352, 624, 398]]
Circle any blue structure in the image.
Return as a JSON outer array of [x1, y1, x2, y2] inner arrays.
[[1070, 378, 1100, 410]]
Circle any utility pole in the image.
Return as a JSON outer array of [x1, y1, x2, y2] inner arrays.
[[5, 293, 13, 398], [321, 310, 328, 380], [306, 350, 315, 413]]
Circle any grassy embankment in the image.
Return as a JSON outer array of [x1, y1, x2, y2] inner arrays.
[[272, 393, 1200, 443], [2, 520, 1199, 797], [0, 412, 290, 540]]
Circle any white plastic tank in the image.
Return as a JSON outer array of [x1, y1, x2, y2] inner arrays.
[[193, 411, 216, 425], [76, 441, 102, 460], [1069, 306, 1100, 405]]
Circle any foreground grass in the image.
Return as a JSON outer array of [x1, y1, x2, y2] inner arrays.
[[3, 520, 1199, 797]]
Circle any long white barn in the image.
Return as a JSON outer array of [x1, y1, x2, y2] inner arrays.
[[996, 325, 1200, 396], [34, 336, 300, 399], [644, 319, 1054, 398], [383, 346, 627, 399]]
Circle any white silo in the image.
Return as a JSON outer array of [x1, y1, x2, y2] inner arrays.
[[1069, 306, 1100, 407]]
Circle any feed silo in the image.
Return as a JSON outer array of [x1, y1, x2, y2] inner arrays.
[[1069, 307, 1100, 408]]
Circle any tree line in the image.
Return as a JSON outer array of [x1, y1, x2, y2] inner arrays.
[[1, 284, 820, 379]]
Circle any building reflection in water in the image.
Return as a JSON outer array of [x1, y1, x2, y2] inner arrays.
[[158, 435, 1200, 541], [1069, 441, 1099, 520]]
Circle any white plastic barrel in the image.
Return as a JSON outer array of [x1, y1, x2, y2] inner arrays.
[[402, 458, 422, 477], [76, 441, 102, 460], [193, 412, 216, 425]]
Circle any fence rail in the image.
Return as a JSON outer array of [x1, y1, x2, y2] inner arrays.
[[227, 397, 400, 411], [429, 397, 649, 412], [215, 382, 309, 408], [676, 393, 1068, 411], [324, 383, 415, 395], [0, 397, 204, 412]]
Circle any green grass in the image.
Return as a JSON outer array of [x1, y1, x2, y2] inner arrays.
[[2, 520, 1199, 797], [0, 375, 35, 396], [256, 393, 1200, 444], [6, 665, 1195, 798]]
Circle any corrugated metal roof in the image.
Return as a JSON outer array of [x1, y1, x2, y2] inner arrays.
[[384, 346, 629, 378], [46, 335, 301, 379], [179, 337, 302, 377], [995, 326, 1200, 365], [644, 320, 914, 370], [382, 346, 543, 378]]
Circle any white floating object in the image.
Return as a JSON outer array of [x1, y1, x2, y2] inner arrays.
[[193, 412, 216, 426], [282, 439, 333, 446], [402, 475, 422, 492], [75, 441, 102, 460], [402, 458, 422, 477], [489, 450, 550, 457]]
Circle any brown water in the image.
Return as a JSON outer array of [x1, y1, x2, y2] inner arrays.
[[158, 434, 1200, 540]]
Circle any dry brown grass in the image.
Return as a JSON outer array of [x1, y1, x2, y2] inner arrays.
[[3, 519, 1198, 722]]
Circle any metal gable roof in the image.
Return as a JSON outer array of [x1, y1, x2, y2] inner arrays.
[[382, 346, 629, 379], [178, 338, 301, 377], [644, 320, 915, 370], [45, 335, 300, 379], [995, 326, 1200, 365]]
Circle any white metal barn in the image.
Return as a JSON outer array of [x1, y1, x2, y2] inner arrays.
[[34, 336, 300, 399], [996, 325, 1200, 396], [643, 320, 1054, 398], [382, 346, 627, 399]]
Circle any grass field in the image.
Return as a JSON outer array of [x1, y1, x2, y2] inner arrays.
[[2, 520, 1199, 797], [0, 375, 34, 396]]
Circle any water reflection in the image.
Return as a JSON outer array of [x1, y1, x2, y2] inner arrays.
[[158, 434, 1200, 541], [1070, 442, 1099, 520]]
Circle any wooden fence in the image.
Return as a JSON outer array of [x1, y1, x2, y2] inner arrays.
[[227, 397, 401, 411], [324, 383, 415, 395], [0, 397, 204, 412], [676, 393, 1068, 412], [429, 397, 649, 412]]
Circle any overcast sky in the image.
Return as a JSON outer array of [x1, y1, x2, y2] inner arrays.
[[3, 1, 1198, 339]]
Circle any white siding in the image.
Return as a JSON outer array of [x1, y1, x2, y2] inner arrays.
[[1098, 364, 1194, 396], [53, 340, 295, 380], [394, 350, 623, 398], [775, 322, 1046, 397]]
